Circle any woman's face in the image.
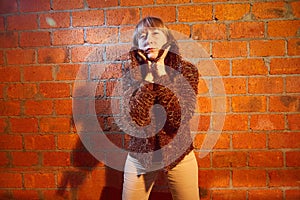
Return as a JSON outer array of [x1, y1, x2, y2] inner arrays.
[[137, 28, 168, 60]]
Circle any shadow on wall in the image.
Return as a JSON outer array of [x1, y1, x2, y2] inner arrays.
[[56, 137, 123, 200]]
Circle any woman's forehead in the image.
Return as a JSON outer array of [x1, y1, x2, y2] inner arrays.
[[137, 26, 166, 33]]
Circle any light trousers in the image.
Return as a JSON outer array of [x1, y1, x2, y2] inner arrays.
[[122, 151, 200, 200]]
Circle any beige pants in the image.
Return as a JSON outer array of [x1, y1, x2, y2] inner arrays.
[[122, 151, 200, 200]]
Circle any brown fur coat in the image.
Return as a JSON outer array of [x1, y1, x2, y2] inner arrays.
[[119, 49, 199, 171]]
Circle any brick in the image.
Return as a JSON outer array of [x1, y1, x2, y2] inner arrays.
[[291, 1, 300, 18], [23, 66, 53, 81], [106, 80, 122, 97], [73, 151, 102, 167], [197, 97, 211, 113], [286, 190, 300, 200], [54, 99, 72, 115], [94, 99, 120, 115], [12, 151, 39, 166], [248, 190, 283, 200], [24, 134, 55, 150], [199, 170, 230, 188], [232, 96, 266, 112], [24, 173, 56, 188], [249, 40, 285, 57], [76, 170, 107, 199], [157, 0, 189, 4], [0, 84, 4, 99], [214, 77, 246, 95], [286, 151, 300, 167], [0, 134, 23, 150], [0, 173, 22, 188], [120, 26, 135, 43], [268, 20, 300, 37], [212, 190, 246, 200], [0, 100, 21, 116], [0, 17, 4, 31], [269, 132, 300, 149], [230, 22, 264, 39], [0, 32, 18, 48], [250, 114, 284, 131], [213, 133, 230, 149], [233, 170, 266, 187], [7, 14, 38, 30], [10, 118, 38, 133], [194, 132, 230, 150], [121, 0, 153, 6], [249, 151, 283, 167], [40, 12, 70, 29], [215, 4, 250, 21], [40, 117, 71, 133], [57, 134, 81, 150], [106, 8, 140, 25], [7, 83, 38, 99], [38, 47, 69, 64], [0, 0, 18, 14], [269, 96, 300, 112], [12, 190, 39, 200], [20, 0, 50, 12], [52, 0, 84, 10], [86, 0, 118, 8], [214, 60, 230, 76], [43, 190, 72, 200], [0, 51, 4, 65], [287, 114, 300, 130], [248, 77, 284, 94], [72, 10, 104, 27], [232, 59, 267, 76], [233, 133, 266, 149], [213, 41, 247, 58], [25, 100, 53, 115], [0, 152, 9, 166], [56, 64, 88, 80], [197, 78, 209, 95], [269, 169, 300, 187], [86, 27, 118, 44], [43, 152, 71, 166], [39, 83, 70, 98], [168, 24, 190, 39], [106, 44, 131, 62], [71, 46, 104, 63], [194, 151, 210, 168], [0, 66, 21, 82], [286, 76, 300, 93], [287, 38, 300, 56], [53, 29, 84, 45], [270, 58, 300, 75], [212, 151, 247, 168], [0, 118, 7, 133], [6, 49, 36, 65], [142, 6, 176, 23], [178, 5, 212, 22], [222, 114, 248, 131], [192, 23, 227, 40], [190, 115, 210, 133], [252, 2, 287, 19]]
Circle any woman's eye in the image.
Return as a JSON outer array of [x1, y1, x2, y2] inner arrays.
[[139, 33, 147, 39]]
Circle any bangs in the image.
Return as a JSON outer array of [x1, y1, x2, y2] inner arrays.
[[136, 17, 166, 33]]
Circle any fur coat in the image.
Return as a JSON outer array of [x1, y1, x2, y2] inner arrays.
[[119, 48, 199, 172]]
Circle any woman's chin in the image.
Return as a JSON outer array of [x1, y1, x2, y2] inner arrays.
[[146, 53, 158, 61]]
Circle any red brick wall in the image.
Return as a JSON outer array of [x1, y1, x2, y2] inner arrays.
[[0, 0, 299, 199]]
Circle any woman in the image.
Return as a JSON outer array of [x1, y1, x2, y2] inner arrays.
[[121, 17, 200, 200]]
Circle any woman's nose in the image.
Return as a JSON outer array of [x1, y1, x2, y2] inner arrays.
[[145, 34, 154, 45]]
